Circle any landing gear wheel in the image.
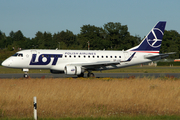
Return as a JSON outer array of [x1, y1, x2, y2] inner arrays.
[[77, 73, 84, 77], [87, 73, 95, 78], [24, 74, 29, 78], [23, 69, 29, 78]]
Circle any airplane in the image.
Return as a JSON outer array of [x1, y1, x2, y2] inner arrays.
[[1, 21, 172, 78]]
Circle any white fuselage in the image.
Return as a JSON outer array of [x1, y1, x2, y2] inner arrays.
[[2, 49, 156, 71]]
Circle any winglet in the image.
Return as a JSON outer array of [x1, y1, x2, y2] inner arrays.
[[122, 52, 136, 62]]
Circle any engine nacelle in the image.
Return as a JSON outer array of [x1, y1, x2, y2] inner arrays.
[[64, 66, 83, 75], [50, 69, 64, 74]]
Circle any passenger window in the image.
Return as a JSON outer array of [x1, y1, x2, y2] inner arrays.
[[110, 56, 112, 58], [69, 55, 71, 58], [78, 55, 80, 58], [65, 55, 67, 57], [115, 56, 117, 58], [106, 56, 108, 58], [102, 56, 104, 58], [84, 56, 86, 58], [97, 56, 99, 58], [93, 56, 95, 58], [119, 56, 121, 58], [74, 55, 76, 58], [88, 56, 90, 58]]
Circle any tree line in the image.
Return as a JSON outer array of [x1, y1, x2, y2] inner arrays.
[[0, 22, 180, 60]]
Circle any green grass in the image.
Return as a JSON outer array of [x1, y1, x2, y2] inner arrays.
[[1, 66, 180, 74]]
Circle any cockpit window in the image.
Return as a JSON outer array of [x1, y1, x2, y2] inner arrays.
[[18, 54, 23, 57], [12, 53, 23, 57], [12, 53, 18, 56]]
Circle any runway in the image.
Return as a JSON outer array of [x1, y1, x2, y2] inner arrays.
[[0, 73, 180, 78]]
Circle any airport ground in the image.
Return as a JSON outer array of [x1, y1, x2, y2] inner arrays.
[[1, 65, 180, 74], [1, 66, 180, 78], [1, 73, 180, 79]]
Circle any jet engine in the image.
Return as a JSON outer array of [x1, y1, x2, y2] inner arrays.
[[64, 66, 83, 75]]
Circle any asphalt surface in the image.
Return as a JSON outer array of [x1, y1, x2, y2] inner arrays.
[[0, 73, 180, 78]]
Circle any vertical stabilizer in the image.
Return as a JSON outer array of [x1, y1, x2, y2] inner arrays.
[[127, 21, 166, 53]]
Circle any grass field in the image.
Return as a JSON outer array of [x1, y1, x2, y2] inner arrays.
[[0, 77, 180, 119]]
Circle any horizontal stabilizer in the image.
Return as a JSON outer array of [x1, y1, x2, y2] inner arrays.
[[144, 52, 176, 59]]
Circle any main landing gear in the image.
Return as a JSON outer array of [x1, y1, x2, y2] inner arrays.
[[87, 71, 95, 78], [23, 68, 29, 78], [77, 71, 95, 78]]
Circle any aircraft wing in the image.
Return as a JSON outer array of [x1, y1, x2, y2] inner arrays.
[[69, 52, 136, 68], [144, 52, 176, 59], [70, 61, 120, 68]]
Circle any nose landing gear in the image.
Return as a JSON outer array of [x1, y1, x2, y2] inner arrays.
[[23, 69, 29, 78]]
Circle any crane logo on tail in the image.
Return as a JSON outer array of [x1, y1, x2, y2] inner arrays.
[[147, 28, 164, 48]]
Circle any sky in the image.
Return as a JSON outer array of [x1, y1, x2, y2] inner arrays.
[[1, 0, 180, 39]]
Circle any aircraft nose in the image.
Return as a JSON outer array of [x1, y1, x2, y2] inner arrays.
[[2, 60, 8, 67], [1, 59, 11, 67]]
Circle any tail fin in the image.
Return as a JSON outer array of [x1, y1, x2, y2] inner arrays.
[[127, 21, 166, 53]]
